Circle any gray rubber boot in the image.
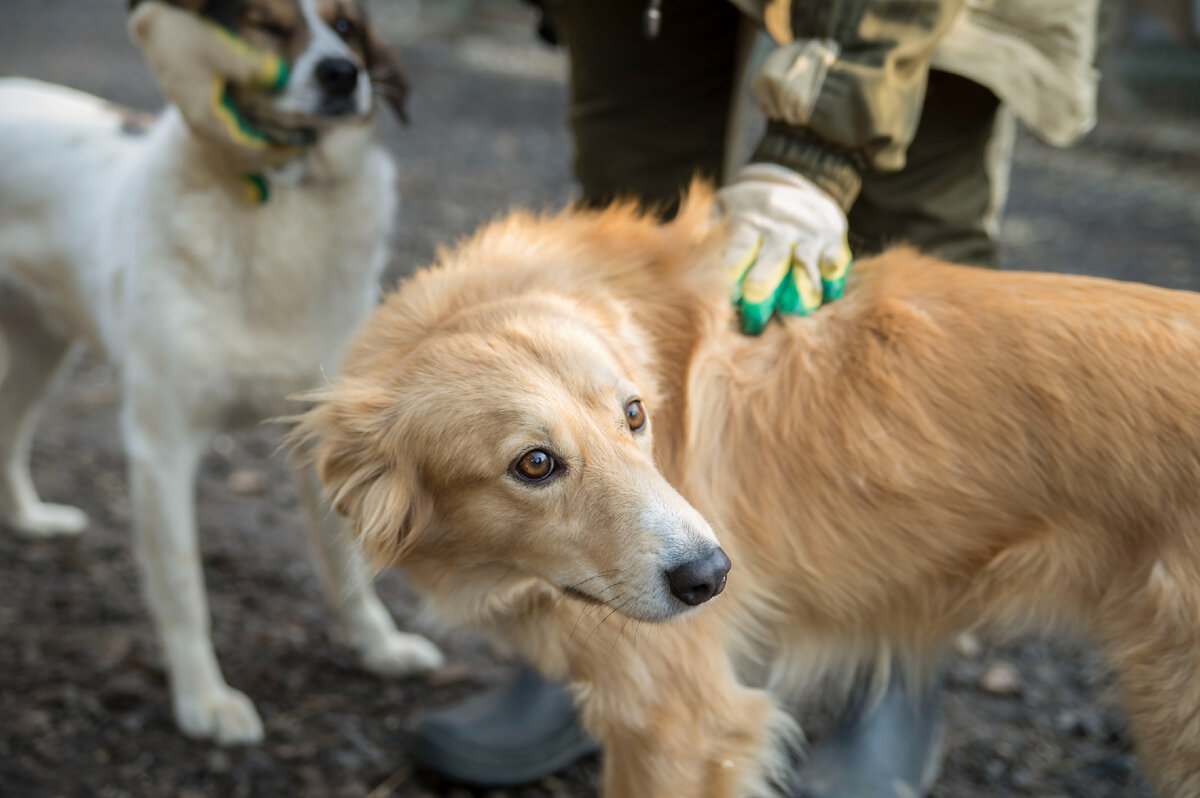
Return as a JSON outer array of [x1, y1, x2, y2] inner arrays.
[[792, 666, 945, 798], [411, 661, 941, 793], [410, 665, 599, 787]]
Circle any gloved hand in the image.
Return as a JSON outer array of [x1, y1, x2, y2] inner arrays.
[[718, 164, 853, 335], [128, 2, 293, 158]]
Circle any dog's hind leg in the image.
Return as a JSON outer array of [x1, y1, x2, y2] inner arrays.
[[122, 385, 263, 745], [293, 465, 443, 676], [0, 290, 87, 537], [1105, 546, 1200, 797]]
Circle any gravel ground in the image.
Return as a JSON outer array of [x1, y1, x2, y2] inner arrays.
[[2, 3, 1199, 797]]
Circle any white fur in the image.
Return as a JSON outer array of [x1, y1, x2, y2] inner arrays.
[[0, 77, 441, 745]]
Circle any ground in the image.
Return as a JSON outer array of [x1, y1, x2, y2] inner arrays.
[[2, 2, 1200, 797]]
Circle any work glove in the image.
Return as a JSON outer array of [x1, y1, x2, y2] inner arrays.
[[128, 2, 295, 161], [718, 164, 852, 335]]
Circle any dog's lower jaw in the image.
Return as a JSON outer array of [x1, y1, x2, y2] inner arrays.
[[498, 586, 789, 798]]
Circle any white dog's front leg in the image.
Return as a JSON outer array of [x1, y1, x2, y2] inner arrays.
[[123, 397, 263, 745], [294, 465, 443, 675]]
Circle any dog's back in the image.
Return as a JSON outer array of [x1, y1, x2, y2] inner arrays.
[[0, 79, 145, 343], [0, 79, 144, 246]]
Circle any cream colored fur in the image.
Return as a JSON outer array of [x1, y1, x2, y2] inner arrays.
[[299, 189, 1200, 797], [0, 4, 439, 746]]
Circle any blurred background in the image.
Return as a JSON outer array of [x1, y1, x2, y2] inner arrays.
[[0, 1, 1198, 797]]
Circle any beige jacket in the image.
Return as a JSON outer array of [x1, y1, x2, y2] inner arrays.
[[729, 0, 1100, 207]]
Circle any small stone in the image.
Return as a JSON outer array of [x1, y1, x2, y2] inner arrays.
[[227, 468, 268, 495], [212, 434, 236, 458], [980, 661, 1022, 696], [1010, 767, 1036, 790], [954, 632, 983, 658], [1077, 707, 1105, 738], [207, 749, 231, 773], [19, 709, 52, 733]]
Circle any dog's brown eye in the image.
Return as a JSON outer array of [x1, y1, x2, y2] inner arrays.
[[513, 449, 556, 483], [332, 17, 355, 37], [625, 399, 646, 432]]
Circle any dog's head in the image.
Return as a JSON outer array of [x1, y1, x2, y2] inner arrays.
[[132, 0, 408, 134], [296, 203, 731, 624]]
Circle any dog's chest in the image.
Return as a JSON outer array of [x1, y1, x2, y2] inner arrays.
[[127, 161, 392, 422]]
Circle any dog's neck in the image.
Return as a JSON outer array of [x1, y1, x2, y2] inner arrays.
[[161, 107, 375, 200]]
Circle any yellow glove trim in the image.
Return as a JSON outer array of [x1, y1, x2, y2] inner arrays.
[[208, 24, 289, 92], [209, 77, 275, 151], [741, 250, 792, 306]]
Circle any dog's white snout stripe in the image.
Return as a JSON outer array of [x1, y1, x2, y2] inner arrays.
[[641, 498, 718, 570]]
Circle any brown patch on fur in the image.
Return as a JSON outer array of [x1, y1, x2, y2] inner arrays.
[[295, 186, 1200, 797], [238, 0, 308, 63]]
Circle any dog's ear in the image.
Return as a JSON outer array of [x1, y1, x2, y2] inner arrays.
[[325, 456, 430, 566], [359, 15, 410, 124], [294, 387, 429, 564]]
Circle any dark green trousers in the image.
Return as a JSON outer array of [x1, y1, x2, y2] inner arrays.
[[559, 0, 1006, 267]]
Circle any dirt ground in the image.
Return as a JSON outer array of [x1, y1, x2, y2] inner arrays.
[[2, 2, 1200, 797]]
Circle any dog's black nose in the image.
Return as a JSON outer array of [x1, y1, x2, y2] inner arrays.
[[316, 57, 359, 97], [666, 547, 731, 606]]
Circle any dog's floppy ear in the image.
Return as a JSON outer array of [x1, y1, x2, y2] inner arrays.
[[360, 15, 410, 124], [324, 455, 430, 566], [293, 386, 429, 564]]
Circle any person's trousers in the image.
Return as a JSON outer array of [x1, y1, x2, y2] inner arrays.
[[559, 0, 1012, 268]]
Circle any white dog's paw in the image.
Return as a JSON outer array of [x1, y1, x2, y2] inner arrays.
[[5, 503, 88, 538], [359, 632, 444, 677], [174, 685, 264, 746]]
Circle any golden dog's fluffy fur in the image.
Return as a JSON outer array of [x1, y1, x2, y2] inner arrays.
[[296, 188, 1200, 797]]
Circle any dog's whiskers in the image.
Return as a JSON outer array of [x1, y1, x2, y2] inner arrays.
[[563, 570, 621, 594], [581, 595, 634, 652], [370, 80, 405, 101], [567, 580, 623, 641]]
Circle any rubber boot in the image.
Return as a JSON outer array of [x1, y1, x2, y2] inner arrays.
[[412, 662, 942, 794], [410, 665, 599, 787], [792, 666, 944, 798]]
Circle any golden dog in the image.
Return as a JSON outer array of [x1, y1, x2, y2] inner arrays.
[[296, 188, 1200, 797]]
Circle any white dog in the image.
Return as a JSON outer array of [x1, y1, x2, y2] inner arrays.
[[0, 0, 441, 745]]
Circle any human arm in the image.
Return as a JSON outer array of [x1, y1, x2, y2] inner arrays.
[[723, 0, 967, 332]]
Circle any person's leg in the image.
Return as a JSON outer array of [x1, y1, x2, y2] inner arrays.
[[411, 0, 740, 785], [848, 70, 1012, 268], [566, 0, 741, 216]]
